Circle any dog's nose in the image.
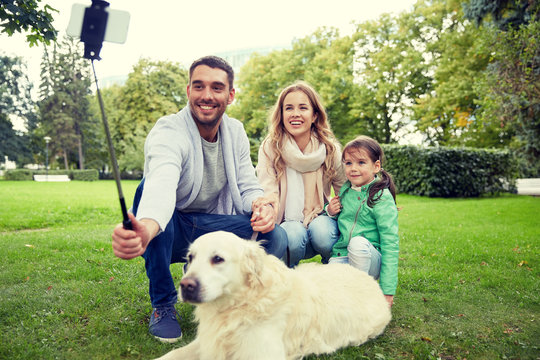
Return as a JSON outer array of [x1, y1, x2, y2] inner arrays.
[[180, 277, 198, 291], [180, 276, 200, 303]]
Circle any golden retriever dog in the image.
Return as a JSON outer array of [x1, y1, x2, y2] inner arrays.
[[155, 231, 391, 360]]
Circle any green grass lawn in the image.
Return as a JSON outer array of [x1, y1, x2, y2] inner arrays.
[[0, 181, 538, 359]]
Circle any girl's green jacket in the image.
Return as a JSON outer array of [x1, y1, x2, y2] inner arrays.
[[331, 178, 399, 295]]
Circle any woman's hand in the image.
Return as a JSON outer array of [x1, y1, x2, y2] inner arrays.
[[250, 197, 277, 234]]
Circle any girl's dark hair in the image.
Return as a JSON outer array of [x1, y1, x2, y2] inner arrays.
[[342, 135, 397, 207]]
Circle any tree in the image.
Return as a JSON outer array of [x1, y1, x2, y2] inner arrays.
[[465, 1, 540, 176], [350, 12, 432, 144], [0, 0, 57, 46], [304, 32, 359, 144], [230, 28, 347, 159], [0, 54, 33, 122], [388, 0, 495, 146], [0, 116, 32, 165], [464, 0, 538, 30], [0, 54, 34, 165], [39, 35, 93, 169], [229, 48, 305, 159], [85, 85, 117, 175], [228, 0, 534, 155], [111, 58, 189, 171]]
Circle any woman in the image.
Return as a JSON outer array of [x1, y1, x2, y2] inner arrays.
[[257, 81, 346, 267]]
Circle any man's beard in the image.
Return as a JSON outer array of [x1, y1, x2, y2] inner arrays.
[[189, 100, 224, 130]]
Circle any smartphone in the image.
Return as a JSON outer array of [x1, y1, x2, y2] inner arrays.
[[66, 3, 130, 44]]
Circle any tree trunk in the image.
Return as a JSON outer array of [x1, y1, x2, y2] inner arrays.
[[78, 136, 84, 169], [63, 149, 68, 169]]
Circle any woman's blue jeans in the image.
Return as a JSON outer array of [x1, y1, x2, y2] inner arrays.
[[280, 215, 339, 267], [132, 180, 288, 307]]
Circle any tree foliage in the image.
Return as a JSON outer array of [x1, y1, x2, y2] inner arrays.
[[409, 1, 492, 145], [0, 116, 32, 164], [0, 54, 33, 119], [464, 0, 538, 30], [229, 29, 338, 158], [2, 0, 538, 178], [0, 54, 34, 165], [85, 85, 117, 174], [351, 12, 432, 144], [466, 1, 540, 176], [38, 36, 93, 169], [0, 0, 57, 46], [100, 58, 189, 171]]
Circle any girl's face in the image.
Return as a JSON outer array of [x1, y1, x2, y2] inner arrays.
[[282, 91, 316, 149], [343, 148, 381, 187]]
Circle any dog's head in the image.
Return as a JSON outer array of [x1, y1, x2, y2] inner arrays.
[[179, 231, 266, 304]]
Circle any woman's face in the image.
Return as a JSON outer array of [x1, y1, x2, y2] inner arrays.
[[282, 91, 316, 148]]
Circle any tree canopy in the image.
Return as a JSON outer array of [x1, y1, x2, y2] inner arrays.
[[0, 54, 34, 165], [1, 0, 538, 177], [0, 0, 58, 46], [89, 58, 189, 172], [38, 36, 93, 169]]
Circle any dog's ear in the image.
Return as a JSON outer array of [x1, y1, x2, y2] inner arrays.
[[241, 242, 265, 287]]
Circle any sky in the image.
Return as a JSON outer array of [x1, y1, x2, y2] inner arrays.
[[1, 0, 418, 89]]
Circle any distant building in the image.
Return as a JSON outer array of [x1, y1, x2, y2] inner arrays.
[[95, 45, 290, 89], [216, 45, 290, 75], [98, 74, 128, 88]]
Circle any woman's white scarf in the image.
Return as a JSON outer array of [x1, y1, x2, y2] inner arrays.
[[282, 135, 326, 226]]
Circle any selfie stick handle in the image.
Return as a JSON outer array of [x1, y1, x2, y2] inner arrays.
[[91, 60, 132, 230]]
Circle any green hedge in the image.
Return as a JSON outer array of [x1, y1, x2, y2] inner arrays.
[[4, 169, 34, 181], [4, 169, 99, 181], [382, 145, 518, 197], [72, 169, 99, 181]]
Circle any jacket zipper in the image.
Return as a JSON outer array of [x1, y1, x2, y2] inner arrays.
[[348, 195, 366, 242]]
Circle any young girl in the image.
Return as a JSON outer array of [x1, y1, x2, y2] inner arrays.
[[327, 135, 399, 307], [257, 81, 346, 267]]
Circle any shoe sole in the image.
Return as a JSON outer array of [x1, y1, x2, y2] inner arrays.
[[153, 333, 182, 344]]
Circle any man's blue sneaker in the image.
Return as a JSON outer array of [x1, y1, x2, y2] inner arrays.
[[149, 305, 182, 343]]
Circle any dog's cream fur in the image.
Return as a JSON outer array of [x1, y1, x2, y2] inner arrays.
[[156, 231, 391, 360]]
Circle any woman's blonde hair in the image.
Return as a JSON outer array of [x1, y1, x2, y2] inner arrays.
[[263, 81, 339, 182]]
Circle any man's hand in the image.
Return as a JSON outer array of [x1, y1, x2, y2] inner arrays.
[[111, 213, 159, 259], [250, 198, 276, 234], [327, 196, 342, 217], [385, 295, 394, 307]]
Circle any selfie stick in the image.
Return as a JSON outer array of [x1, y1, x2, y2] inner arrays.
[[81, 0, 132, 230]]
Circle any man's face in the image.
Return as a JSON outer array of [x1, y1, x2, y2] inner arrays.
[[187, 65, 235, 131]]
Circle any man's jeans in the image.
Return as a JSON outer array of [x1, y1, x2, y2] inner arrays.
[[132, 180, 288, 307]]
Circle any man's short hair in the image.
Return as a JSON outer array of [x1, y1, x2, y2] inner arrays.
[[189, 56, 234, 89]]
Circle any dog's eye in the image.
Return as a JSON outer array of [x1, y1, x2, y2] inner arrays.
[[187, 254, 193, 263], [211, 255, 224, 265]]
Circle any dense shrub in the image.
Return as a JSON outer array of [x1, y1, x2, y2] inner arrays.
[[71, 169, 99, 181], [99, 170, 143, 180], [4, 169, 99, 181], [4, 169, 33, 180], [382, 145, 518, 197]]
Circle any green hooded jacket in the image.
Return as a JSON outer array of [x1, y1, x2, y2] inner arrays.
[[331, 178, 399, 295]]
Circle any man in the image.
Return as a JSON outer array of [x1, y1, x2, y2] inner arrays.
[[111, 56, 287, 343]]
